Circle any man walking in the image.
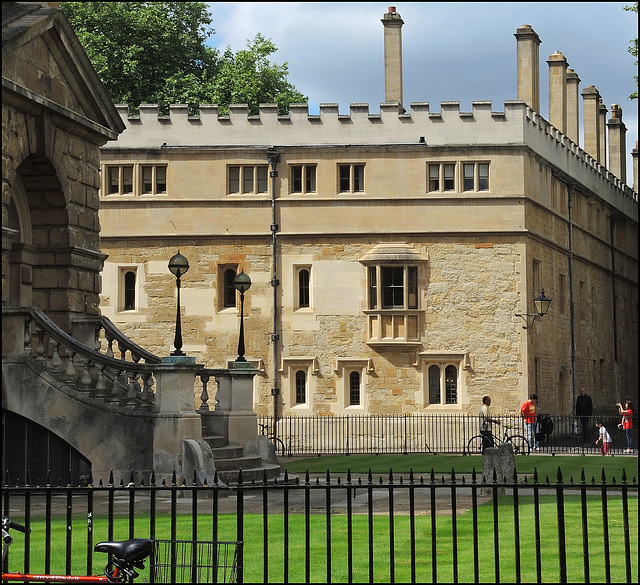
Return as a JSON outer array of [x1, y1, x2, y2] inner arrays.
[[575, 387, 593, 443]]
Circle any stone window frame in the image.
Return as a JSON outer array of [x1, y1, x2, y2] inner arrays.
[[337, 163, 365, 194], [427, 162, 457, 193], [118, 266, 138, 312], [290, 164, 317, 194], [462, 162, 490, 192], [417, 353, 471, 409], [228, 164, 269, 195], [218, 265, 238, 312], [101, 163, 167, 197], [334, 358, 375, 412], [280, 357, 319, 412]]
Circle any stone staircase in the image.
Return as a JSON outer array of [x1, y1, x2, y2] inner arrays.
[[202, 434, 283, 485]]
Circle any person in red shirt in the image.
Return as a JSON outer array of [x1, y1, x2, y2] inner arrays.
[[617, 400, 634, 453], [520, 394, 539, 450]]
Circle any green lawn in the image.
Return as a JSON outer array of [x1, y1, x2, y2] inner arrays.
[[6, 494, 637, 583], [280, 453, 637, 482]]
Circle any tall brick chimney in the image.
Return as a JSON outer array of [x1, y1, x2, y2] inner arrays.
[[548, 51, 568, 133], [566, 68, 580, 144], [381, 6, 404, 111], [607, 104, 627, 183], [515, 25, 541, 112], [582, 85, 601, 161]]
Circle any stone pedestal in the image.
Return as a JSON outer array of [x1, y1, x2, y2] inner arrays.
[[481, 442, 516, 494]]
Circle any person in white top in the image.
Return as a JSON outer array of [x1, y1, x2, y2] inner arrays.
[[595, 421, 612, 456], [479, 396, 500, 453]]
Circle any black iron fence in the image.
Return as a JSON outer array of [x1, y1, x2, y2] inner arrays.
[[2, 467, 638, 583], [258, 414, 637, 456]]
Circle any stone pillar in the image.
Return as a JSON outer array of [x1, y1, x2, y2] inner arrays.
[[582, 85, 600, 161], [607, 104, 627, 183], [566, 68, 580, 144], [548, 51, 567, 133], [515, 25, 541, 113], [381, 6, 404, 111], [599, 100, 608, 166], [153, 356, 204, 479], [201, 366, 260, 455]]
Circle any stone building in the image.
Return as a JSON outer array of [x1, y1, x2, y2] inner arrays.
[[98, 8, 638, 420]]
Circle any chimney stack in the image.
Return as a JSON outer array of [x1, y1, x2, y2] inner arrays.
[[515, 25, 541, 112], [381, 6, 404, 111], [607, 104, 627, 183], [548, 51, 568, 133], [566, 68, 581, 144], [582, 85, 601, 161], [599, 99, 608, 166]]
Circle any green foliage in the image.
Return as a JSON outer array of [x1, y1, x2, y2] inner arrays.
[[624, 3, 638, 99], [60, 2, 307, 114]]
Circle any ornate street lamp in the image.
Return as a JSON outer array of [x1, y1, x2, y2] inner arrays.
[[233, 270, 252, 362], [168, 251, 189, 355], [516, 289, 552, 330]]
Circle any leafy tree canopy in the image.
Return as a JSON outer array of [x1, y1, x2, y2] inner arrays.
[[61, 1, 307, 114], [624, 3, 638, 100]]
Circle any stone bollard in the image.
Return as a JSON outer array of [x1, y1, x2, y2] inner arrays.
[[481, 442, 516, 494]]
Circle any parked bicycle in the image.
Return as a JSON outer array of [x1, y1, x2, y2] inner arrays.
[[259, 422, 286, 457], [2, 518, 242, 584], [466, 423, 531, 455], [2, 517, 152, 583]]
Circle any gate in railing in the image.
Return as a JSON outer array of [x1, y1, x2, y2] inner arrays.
[[258, 414, 638, 456], [2, 467, 637, 583]]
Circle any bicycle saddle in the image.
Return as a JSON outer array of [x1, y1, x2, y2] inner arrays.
[[95, 538, 153, 563]]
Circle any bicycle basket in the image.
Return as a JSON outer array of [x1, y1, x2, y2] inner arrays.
[[151, 540, 242, 584]]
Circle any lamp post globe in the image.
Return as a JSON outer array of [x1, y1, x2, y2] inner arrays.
[[168, 251, 189, 356], [233, 270, 252, 362]]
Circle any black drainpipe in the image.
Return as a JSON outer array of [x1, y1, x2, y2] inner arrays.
[[267, 147, 281, 422]]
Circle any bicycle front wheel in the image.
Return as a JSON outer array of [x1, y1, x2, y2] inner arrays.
[[269, 436, 286, 457], [466, 435, 485, 455], [507, 435, 531, 455]]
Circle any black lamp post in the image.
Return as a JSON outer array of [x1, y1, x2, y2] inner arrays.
[[168, 251, 189, 356], [516, 288, 552, 330], [233, 270, 252, 362]]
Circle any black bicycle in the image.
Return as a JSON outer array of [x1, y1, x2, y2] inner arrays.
[[466, 423, 531, 455], [259, 422, 286, 457]]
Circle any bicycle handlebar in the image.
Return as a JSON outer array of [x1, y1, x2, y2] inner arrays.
[[2, 518, 28, 534]]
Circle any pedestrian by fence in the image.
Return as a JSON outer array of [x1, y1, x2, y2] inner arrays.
[[2, 465, 637, 583]]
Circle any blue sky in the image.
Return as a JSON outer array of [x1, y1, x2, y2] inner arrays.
[[204, 3, 638, 186]]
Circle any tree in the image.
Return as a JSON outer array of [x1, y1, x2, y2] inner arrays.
[[60, 2, 306, 114], [624, 3, 638, 100]]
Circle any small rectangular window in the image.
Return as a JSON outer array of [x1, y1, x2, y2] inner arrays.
[[478, 164, 489, 191], [290, 165, 317, 194], [108, 167, 119, 194], [243, 167, 253, 193], [429, 165, 440, 192], [463, 164, 475, 191], [229, 167, 240, 193], [155, 166, 166, 193], [141, 166, 153, 194], [291, 166, 303, 192], [122, 166, 133, 194], [444, 164, 455, 191], [305, 166, 316, 192], [338, 164, 365, 194]]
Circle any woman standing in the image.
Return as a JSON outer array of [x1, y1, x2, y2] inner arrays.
[[617, 400, 634, 453]]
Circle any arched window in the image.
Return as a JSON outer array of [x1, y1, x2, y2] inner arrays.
[[124, 271, 136, 310], [349, 371, 361, 406], [298, 269, 310, 308], [295, 370, 306, 405], [223, 268, 237, 308]]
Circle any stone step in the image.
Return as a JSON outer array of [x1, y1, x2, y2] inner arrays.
[[207, 444, 245, 459], [203, 435, 228, 449], [213, 455, 263, 471], [216, 463, 283, 485]]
